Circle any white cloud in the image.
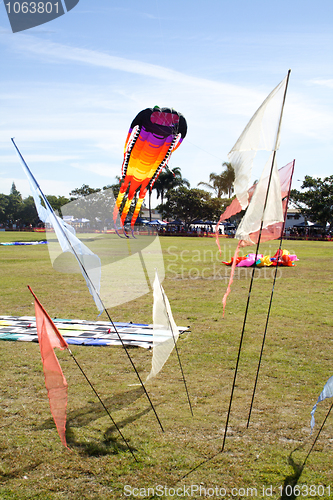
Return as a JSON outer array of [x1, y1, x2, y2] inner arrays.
[[311, 79, 333, 88], [0, 154, 82, 163], [2, 33, 333, 194], [3, 33, 264, 108], [70, 162, 119, 178]]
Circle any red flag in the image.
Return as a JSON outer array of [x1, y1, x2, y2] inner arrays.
[[28, 286, 69, 449]]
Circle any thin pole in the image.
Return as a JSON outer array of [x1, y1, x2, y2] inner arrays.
[[247, 160, 295, 428], [302, 402, 333, 468], [222, 152, 278, 451], [13, 138, 164, 433], [158, 275, 193, 416], [68, 347, 138, 462], [28, 285, 137, 460], [103, 308, 164, 432], [221, 70, 291, 452], [221, 260, 258, 451], [172, 340, 193, 416]]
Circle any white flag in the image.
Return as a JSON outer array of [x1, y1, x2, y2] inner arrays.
[[146, 270, 179, 381], [229, 76, 288, 209], [235, 153, 283, 244], [13, 139, 103, 314], [311, 375, 333, 431]]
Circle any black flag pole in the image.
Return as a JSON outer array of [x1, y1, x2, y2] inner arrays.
[[302, 402, 333, 469], [221, 70, 291, 453], [28, 285, 137, 461], [247, 159, 295, 428], [67, 347, 138, 462], [156, 271, 194, 416], [13, 139, 164, 433]]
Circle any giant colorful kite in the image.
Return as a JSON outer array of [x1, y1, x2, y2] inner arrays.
[[113, 106, 187, 233]]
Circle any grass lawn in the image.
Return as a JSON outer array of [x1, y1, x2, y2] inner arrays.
[[0, 232, 333, 499]]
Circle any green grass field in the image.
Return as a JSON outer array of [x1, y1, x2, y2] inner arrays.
[[0, 232, 333, 499]]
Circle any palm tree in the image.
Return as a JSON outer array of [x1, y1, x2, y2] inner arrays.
[[221, 162, 235, 198], [198, 162, 235, 198], [153, 166, 190, 206]]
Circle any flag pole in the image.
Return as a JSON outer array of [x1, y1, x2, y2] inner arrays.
[[157, 275, 193, 416], [221, 70, 291, 452], [252, 69, 291, 267], [67, 347, 138, 462], [13, 139, 164, 433], [247, 159, 295, 428], [28, 285, 137, 461], [302, 402, 333, 469]]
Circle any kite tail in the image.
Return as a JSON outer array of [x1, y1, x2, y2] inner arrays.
[[113, 190, 126, 225], [215, 215, 224, 255], [120, 196, 134, 226], [131, 195, 145, 227], [222, 241, 241, 317]]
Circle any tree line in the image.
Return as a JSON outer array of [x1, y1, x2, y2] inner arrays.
[[290, 175, 333, 232], [1, 164, 235, 229], [0, 183, 70, 229], [1, 166, 331, 233]]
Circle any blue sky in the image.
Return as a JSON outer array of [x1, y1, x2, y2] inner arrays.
[[1, 0, 333, 205]]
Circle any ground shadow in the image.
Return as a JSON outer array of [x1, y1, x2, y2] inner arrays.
[[0, 460, 42, 481], [279, 448, 305, 500], [35, 386, 155, 457], [65, 406, 154, 457], [38, 386, 145, 430], [64, 425, 129, 457]]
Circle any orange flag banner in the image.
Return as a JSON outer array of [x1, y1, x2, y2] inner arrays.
[[28, 286, 69, 449]]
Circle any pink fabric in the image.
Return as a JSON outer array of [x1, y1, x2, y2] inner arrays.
[[28, 286, 69, 449], [222, 241, 241, 317], [216, 161, 295, 251], [219, 161, 295, 313], [241, 160, 294, 246], [236, 253, 263, 267], [151, 111, 179, 126]]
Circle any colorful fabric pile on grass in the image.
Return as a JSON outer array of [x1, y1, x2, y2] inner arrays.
[[222, 249, 298, 267]]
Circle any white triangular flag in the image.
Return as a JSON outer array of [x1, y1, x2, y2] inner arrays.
[[146, 270, 179, 381], [229, 76, 287, 208], [235, 153, 283, 244]]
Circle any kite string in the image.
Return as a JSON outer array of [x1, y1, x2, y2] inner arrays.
[[182, 403, 333, 484], [221, 192, 270, 452], [178, 449, 222, 482]]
